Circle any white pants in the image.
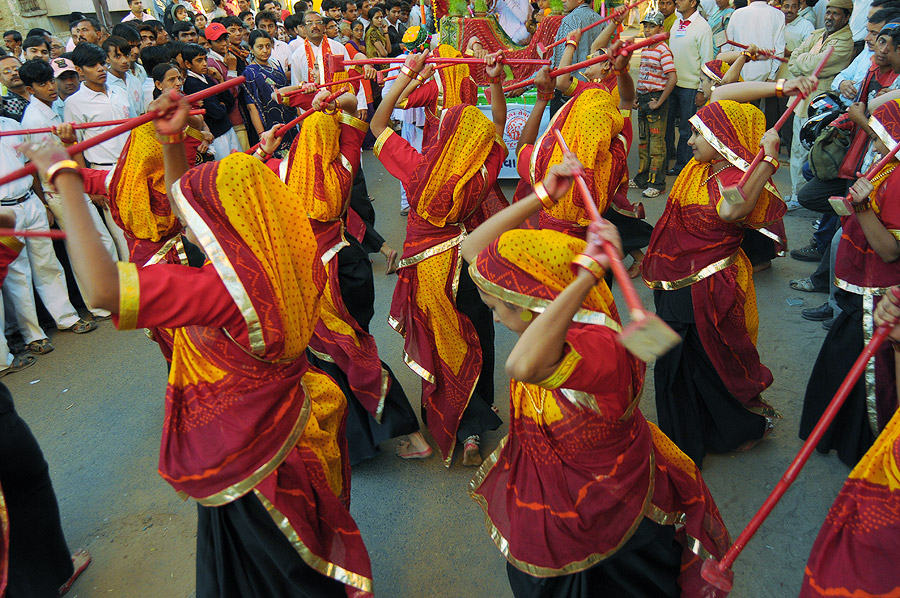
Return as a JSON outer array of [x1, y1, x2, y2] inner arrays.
[[791, 115, 809, 197], [399, 122, 423, 211], [46, 191, 117, 318], [3, 194, 80, 342], [211, 128, 240, 160]]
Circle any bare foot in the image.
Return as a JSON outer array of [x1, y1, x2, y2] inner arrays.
[[462, 435, 482, 467], [59, 549, 91, 596], [380, 243, 400, 274], [397, 432, 432, 459]]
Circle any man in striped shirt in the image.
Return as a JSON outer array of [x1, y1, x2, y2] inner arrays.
[[632, 11, 678, 197]]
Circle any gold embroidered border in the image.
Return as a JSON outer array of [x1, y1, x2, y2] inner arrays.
[[468, 439, 654, 577], [143, 235, 180, 267], [609, 202, 642, 218], [537, 345, 582, 389], [402, 350, 436, 385], [185, 126, 205, 142], [563, 79, 578, 97], [560, 388, 601, 413], [0, 235, 23, 253], [869, 115, 899, 154], [863, 293, 879, 436], [308, 347, 336, 363], [338, 111, 369, 132], [889, 229, 900, 241], [397, 98, 408, 109], [643, 253, 737, 291], [833, 276, 893, 296], [700, 62, 724, 85], [469, 262, 622, 330], [171, 181, 265, 354], [320, 238, 349, 266], [387, 313, 405, 336], [397, 233, 464, 269], [372, 128, 394, 158], [689, 115, 781, 198], [195, 380, 312, 506], [116, 262, 140, 330], [374, 367, 389, 424], [252, 489, 374, 594]]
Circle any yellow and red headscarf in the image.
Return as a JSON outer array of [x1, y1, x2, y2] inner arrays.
[[701, 60, 736, 86]]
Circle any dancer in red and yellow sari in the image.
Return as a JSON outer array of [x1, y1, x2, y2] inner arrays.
[[459, 157, 730, 598], [274, 97, 422, 464], [28, 96, 374, 597], [642, 99, 785, 468], [371, 52, 509, 466], [799, 291, 900, 597], [799, 98, 900, 468]]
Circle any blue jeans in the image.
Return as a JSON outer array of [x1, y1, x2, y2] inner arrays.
[[665, 86, 700, 170]]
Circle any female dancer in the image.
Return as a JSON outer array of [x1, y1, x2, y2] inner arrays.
[[23, 92, 374, 597], [799, 97, 900, 467], [459, 153, 730, 598], [243, 30, 297, 155], [371, 51, 507, 466]]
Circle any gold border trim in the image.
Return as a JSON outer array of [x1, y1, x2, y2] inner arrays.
[[116, 261, 140, 330], [700, 62, 724, 85], [185, 126, 205, 142], [252, 489, 374, 594], [372, 128, 394, 158], [469, 262, 621, 330], [387, 314, 436, 383], [537, 346, 582, 389], [869, 115, 899, 154], [644, 253, 737, 291], [863, 292, 879, 436], [833, 276, 893, 296], [171, 181, 265, 355], [468, 437, 654, 576], [397, 232, 464, 269], [308, 346, 336, 363], [143, 235, 180, 267], [0, 236, 23, 253], [338, 111, 369, 132], [889, 229, 900, 241], [195, 380, 312, 506], [320, 237, 349, 266]]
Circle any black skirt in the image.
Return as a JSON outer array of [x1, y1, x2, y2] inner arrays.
[[0, 383, 74, 598], [605, 209, 654, 256], [309, 354, 420, 466], [505, 517, 682, 598], [653, 287, 766, 469], [799, 289, 875, 468], [196, 492, 346, 598], [336, 235, 376, 332], [349, 168, 386, 255], [740, 229, 777, 266]]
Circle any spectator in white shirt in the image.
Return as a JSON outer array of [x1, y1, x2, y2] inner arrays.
[[102, 36, 143, 117], [257, 11, 292, 77], [22, 36, 50, 62], [286, 13, 307, 50], [64, 43, 132, 259], [849, 0, 874, 42], [724, 0, 786, 82], [122, 0, 153, 22], [18, 60, 117, 320], [783, 0, 816, 57], [666, 0, 714, 172], [832, 8, 900, 104]]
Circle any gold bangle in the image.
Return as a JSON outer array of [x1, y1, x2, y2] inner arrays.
[[533, 181, 555, 209], [156, 130, 186, 144], [415, 72, 427, 83], [775, 79, 786, 98], [565, 39, 577, 48], [853, 199, 870, 213], [570, 253, 605, 282], [46, 159, 81, 186], [762, 155, 779, 170], [253, 147, 270, 160], [487, 75, 502, 84], [537, 91, 554, 101], [400, 65, 418, 79]]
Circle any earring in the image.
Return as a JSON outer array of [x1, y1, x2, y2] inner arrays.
[[520, 310, 533, 322]]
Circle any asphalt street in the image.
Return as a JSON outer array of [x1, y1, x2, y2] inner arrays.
[[7, 137, 852, 598]]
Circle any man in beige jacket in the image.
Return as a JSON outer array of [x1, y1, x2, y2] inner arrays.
[[786, 0, 855, 209]]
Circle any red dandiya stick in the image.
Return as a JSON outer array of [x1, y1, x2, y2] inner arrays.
[[719, 47, 832, 205], [552, 129, 680, 362], [700, 288, 900, 591], [0, 229, 67, 239], [0, 110, 207, 138], [377, 62, 455, 85], [246, 88, 346, 153], [536, 0, 650, 57], [279, 73, 368, 100], [0, 77, 245, 187], [726, 39, 788, 63], [503, 33, 668, 93], [327, 53, 550, 72], [827, 142, 900, 216]]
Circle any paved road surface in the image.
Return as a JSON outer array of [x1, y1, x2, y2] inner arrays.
[[8, 145, 851, 597]]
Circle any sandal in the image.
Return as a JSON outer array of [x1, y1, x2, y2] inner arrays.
[[27, 338, 54, 355], [0, 354, 35, 377], [64, 318, 98, 334], [789, 277, 824, 293], [396, 439, 433, 460], [734, 417, 776, 453], [59, 549, 91, 596], [462, 435, 482, 467]]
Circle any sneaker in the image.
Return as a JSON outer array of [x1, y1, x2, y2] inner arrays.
[[812, 218, 821, 231], [785, 195, 803, 211], [642, 187, 662, 198], [790, 244, 823, 262]]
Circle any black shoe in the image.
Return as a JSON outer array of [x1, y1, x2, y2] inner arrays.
[[822, 318, 835, 330], [802, 303, 833, 322], [667, 167, 678, 176], [791, 244, 824, 262]]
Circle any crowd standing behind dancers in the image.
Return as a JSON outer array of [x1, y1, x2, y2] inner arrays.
[[2, 0, 900, 595]]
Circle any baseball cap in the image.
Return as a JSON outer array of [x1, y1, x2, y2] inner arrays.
[[204, 23, 229, 41], [641, 11, 665, 26], [51, 57, 77, 77]]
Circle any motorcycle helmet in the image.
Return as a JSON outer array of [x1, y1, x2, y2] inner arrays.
[[800, 92, 844, 150]]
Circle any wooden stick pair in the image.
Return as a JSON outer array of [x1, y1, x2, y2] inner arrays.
[[245, 88, 346, 154], [0, 77, 245, 187], [327, 53, 550, 73], [536, 0, 651, 58], [726, 39, 788, 63], [0, 109, 207, 138]]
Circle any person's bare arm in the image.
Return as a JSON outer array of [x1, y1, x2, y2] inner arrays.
[[710, 75, 818, 103], [517, 67, 554, 154], [650, 71, 677, 110], [555, 30, 579, 93], [717, 129, 779, 222], [589, 14, 624, 54], [371, 51, 428, 138], [486, 52, 506, 137]]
